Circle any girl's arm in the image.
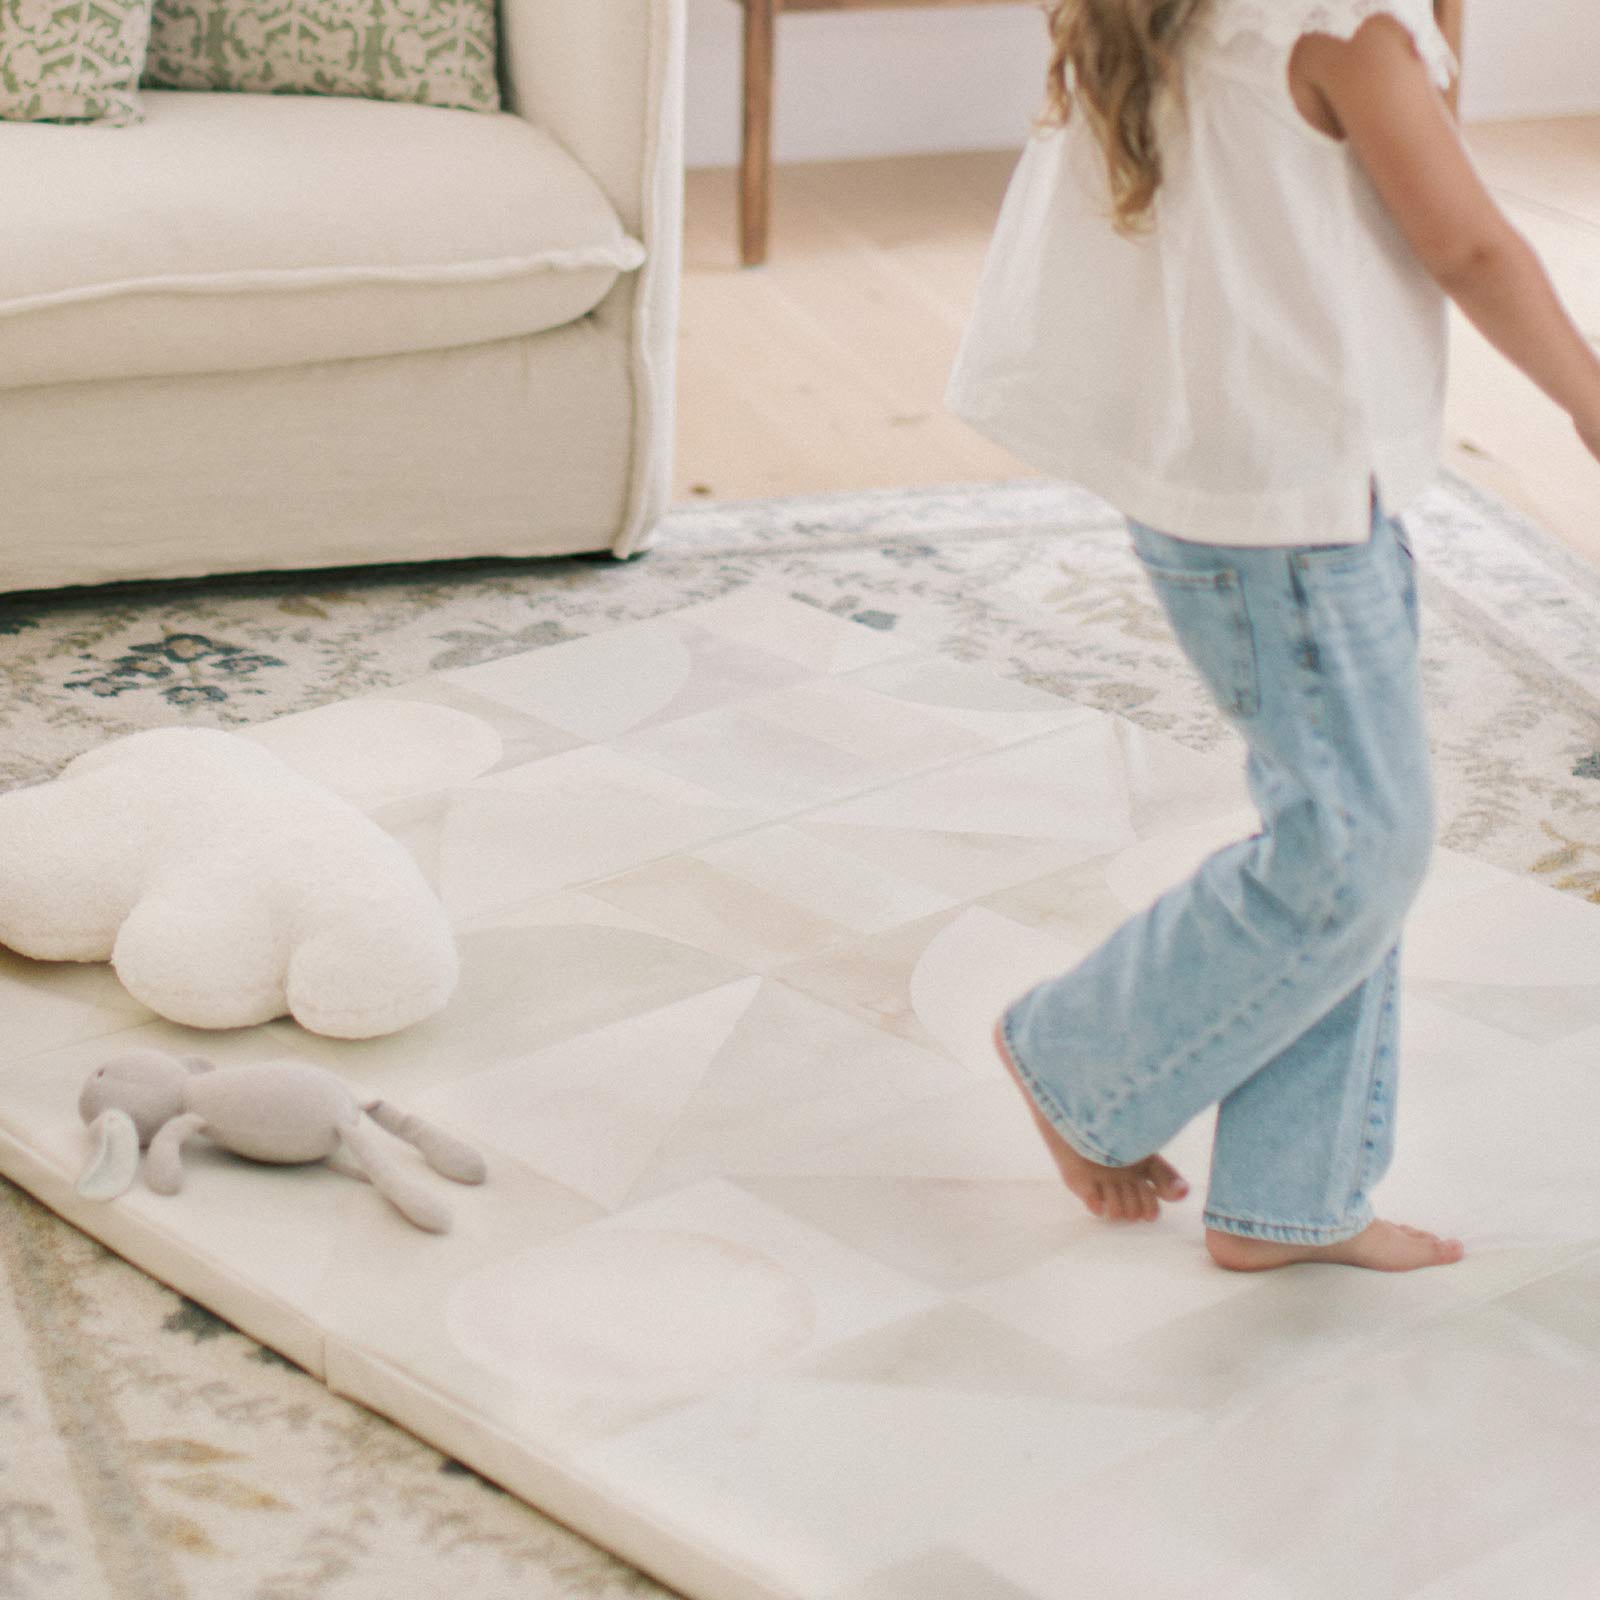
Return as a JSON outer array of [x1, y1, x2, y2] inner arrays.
[[1295, 17, 1600, 463]]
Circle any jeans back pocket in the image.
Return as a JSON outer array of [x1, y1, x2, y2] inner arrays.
[[1134, 557, 1262, 722]]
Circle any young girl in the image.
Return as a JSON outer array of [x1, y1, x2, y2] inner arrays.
[[948, 0, 1600, 1273]]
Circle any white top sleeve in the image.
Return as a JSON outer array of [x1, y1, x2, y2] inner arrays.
[[1199, 0, 1459, 92]]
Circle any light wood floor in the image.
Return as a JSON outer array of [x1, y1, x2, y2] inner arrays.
[[676, 120, 1600, 567]]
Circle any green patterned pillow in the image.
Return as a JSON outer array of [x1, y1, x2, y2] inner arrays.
[[142, 0, 500, 112], [1, 0, 154, 124]]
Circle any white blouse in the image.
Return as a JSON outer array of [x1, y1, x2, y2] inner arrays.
[[946, 0, 1459, 547]]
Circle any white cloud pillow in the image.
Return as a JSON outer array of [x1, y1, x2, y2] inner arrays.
[[0, 727, 458, 1038]]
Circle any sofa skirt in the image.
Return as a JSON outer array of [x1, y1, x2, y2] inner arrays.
[[0, 307, 664, 593]]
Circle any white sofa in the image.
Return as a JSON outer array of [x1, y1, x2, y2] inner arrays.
[[0, 0, 686, 593]]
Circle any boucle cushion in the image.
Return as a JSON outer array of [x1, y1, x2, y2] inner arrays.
[[142, 0, 499, 112], [0, 0, 153, 125], [0, 90, 646, 390], [0, 728, 459, 1039]]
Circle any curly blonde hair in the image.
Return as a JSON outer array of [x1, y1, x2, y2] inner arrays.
[[1042, 0, 1212, 234]]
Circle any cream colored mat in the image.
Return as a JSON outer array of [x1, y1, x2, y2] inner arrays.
[[3, 589, 1598, 1600]]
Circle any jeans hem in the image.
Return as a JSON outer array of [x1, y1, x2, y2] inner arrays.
[[997, 1011, 1125, 1168], [1201, 1204, 1374, 1246]]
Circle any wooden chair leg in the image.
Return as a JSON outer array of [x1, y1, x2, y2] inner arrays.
[[741, 0, 777, 266]]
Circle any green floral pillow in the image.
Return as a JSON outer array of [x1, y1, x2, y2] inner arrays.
[[142, 0, 500, 112], [1, 0, 154, 124]]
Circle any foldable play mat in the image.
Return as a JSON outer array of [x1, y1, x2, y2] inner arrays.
[[4, 589, 1598, 1600]]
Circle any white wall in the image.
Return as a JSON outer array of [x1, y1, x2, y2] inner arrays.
[[684, 0, 1046, 167], [684, 0, 1600, 170], [1460, 1, 1600, 121]]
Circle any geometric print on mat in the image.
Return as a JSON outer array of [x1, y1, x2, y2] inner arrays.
[[2, 589, 1598, 1600]]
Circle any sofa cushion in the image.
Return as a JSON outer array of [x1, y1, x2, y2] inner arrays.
[[1, 0, 153, 126], [143, 0, 500, 115], [0, 90, 646, 390]]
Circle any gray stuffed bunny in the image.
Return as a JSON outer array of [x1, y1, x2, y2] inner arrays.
[[77, 1049, 486, 1233]]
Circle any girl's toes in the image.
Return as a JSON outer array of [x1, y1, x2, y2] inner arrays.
[[1145, 1156, 1189, 1200]]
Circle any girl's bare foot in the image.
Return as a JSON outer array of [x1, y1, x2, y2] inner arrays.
[[1205, 1219, 1464, 1273], [992, 1021, 1188, 1222]]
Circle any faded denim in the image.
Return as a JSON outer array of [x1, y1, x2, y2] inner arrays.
[[999, 498, 1431, 1243]]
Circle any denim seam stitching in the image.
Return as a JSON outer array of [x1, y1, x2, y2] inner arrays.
[[1231, 575, 1262, 719], [998, 1013, 1123, 1167], [1348, 950, 1400, 1203]]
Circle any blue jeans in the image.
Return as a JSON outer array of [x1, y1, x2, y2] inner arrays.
[[1000, 498, 1431, 1244]]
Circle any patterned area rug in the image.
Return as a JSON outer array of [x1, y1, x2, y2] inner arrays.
[[3, 473, 1600, 1599]]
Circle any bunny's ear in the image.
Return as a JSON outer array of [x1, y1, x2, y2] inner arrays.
[[76, 1109, 142, 1201]]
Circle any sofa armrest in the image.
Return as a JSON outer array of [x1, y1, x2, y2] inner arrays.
[[498, 0, 686, 558], [499, 0, 685, 241]]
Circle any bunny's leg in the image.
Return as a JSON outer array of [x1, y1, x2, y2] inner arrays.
[[325, 1149, 373, 1184], [363, 1102, 486, 1184], [145, 1113, 210, 1195], [337, 1115, 453, 1233]]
